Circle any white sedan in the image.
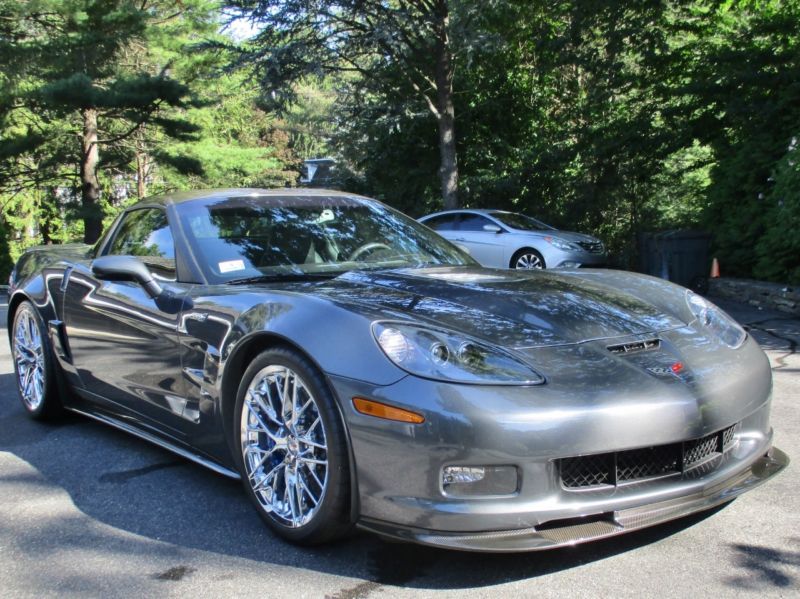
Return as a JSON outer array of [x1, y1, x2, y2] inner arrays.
[[419, 209, 607, 269]]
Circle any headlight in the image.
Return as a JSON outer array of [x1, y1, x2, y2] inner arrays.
[[685, 291, 747, 349], [373, 322, 545, 385], [545, 236, 580, 251]]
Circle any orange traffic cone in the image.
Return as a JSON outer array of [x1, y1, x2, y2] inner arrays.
[[710, 257, 720, 278]]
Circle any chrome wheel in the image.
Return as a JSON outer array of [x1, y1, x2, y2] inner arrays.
[[515, 252, 544, 269], [240, 365, 328, 528], [13, 308, 45, 411]]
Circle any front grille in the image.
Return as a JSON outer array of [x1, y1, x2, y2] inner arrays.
[[617, 445, 679, 481], [559, 424, 738, 489], [577, 241, 604, 253]]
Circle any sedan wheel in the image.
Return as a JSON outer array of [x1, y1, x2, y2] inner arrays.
[[11, 301, 61, 419], [513, 250, 545, 270], [235, 348, 350, 543]]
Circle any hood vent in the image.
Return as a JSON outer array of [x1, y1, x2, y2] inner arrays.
[[607, 339, 661, 355]]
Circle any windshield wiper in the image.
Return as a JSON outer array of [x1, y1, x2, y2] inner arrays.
[[226, 272, 340, 285]]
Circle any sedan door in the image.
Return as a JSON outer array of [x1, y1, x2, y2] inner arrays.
[[62, 207, 191, 437], [451, 214, 508, 268], [420, 213, 460, 243]]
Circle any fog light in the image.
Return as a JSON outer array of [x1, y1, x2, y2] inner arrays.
[[441, 465, 518, 497], [443, 466, 485, 485]]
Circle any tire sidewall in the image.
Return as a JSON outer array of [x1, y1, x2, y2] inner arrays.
[[232, 347, 350, 544]]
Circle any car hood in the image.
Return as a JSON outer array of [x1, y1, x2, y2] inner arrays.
[[543, 230, 599, 243], [312, 267, 686, 348]]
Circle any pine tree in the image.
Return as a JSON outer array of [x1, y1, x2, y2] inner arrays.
[[0, 0, 202, 243]]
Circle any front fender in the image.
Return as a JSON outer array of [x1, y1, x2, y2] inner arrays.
[[218, 293, 407, 386]]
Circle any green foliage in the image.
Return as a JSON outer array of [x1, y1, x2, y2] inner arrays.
[[754, 140, 800, 284], [0, 0, 299, 266], [649, 143, 714, 229], [662, 0, 800, 278], [145, 71, 299, 193]]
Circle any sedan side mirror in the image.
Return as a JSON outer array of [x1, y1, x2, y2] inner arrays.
[[483, 224, 503, 234], [91, 255, 163, 299]]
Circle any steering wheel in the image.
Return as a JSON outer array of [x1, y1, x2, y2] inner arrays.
[[348, 242, 393, 262]]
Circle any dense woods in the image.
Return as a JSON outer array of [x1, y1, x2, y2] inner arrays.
[[1, 0, 798, 282]]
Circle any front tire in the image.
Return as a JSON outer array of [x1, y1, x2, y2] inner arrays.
[[11, 300, 63, 420], [233, 347, 351, 545], [511, 248, 546, 270]]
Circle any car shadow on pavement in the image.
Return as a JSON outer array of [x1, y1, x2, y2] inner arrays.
[[0, 372, 767, 592]]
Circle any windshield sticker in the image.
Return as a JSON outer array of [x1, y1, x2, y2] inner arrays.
[[315, 208, 335, 224], [219, 259, 246, 273]]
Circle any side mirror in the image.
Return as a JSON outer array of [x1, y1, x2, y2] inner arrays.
[[91, 255, 163, 299], [483, 224, 503, 234]]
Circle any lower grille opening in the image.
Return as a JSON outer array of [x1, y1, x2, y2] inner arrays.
[[536, 512, 616, 532], [559, 424, 738, 489]]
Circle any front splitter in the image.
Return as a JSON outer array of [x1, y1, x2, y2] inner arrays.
[[357, 447, 789, 552]]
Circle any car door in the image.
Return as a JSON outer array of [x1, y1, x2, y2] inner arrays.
[[452, 214, 508, 268], [421, 213, 460, 242], [62, 207, 191, 437]]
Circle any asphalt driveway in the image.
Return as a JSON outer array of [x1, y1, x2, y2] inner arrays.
[[0, 294, 798, 598]]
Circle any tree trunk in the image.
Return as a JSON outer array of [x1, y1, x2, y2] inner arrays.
[[80, 108, 102, 244], [136, 151, 147, 200], [39, 187, 54, 245], [434, 5, 459, 210]]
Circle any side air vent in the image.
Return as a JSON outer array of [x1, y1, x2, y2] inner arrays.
[[607, 339, 661, 355]]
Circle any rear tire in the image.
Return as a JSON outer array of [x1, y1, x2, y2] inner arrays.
[[233, 347, 352, 545], [511, 248, 546, 270], [11, 301, 63, 420]]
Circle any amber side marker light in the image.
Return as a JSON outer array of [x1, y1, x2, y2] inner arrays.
[[352, 397, 425, 424]]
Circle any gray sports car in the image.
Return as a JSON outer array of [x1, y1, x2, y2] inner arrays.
[[8, 189, 787, 552]]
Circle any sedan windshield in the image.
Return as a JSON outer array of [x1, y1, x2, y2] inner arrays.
[[178, 195, 475, 282], [490, 211, 555, 232]]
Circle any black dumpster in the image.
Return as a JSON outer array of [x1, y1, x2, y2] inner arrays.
[[637, 230, 712, 290]]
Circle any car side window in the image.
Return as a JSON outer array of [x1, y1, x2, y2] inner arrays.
[[423, 214, 459, 231], [458, 214, 494, 232], [107, 208, 176, 280]]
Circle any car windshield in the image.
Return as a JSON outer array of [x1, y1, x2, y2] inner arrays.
[[490, 211, 556, 231], [178, 195, 476, 283]]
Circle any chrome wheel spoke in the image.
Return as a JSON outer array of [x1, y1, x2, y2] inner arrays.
[[245, 444, 276, 478], [249, 388, 282, 426], [294, 472, 305, 517], [303, 461, 324, 490], [298, 471, 320, 506], [279, 371, 292, 425], [253, 462, 286, 493], [240, 363, 329, 528], [245, 401, 285, 445], [285, 476, 299, 521], [297, 435, 326, 451]]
